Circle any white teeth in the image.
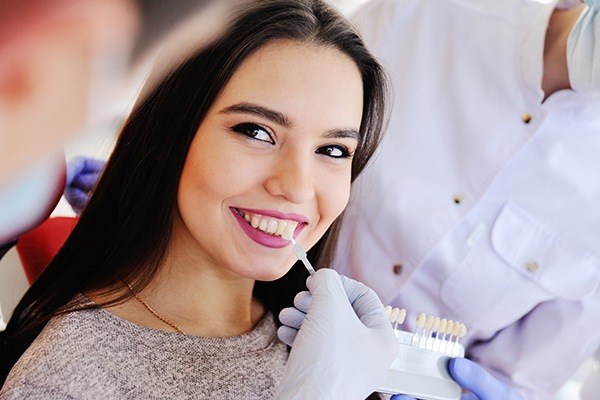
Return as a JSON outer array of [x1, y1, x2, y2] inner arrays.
[[241, 211, 301, 239], [275, 220, 286, 236], [259, 219, 268, 231], [266, 219, 278, 234], [282, 223, 296, 240]]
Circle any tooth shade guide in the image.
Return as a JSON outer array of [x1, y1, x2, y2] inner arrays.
[[431, 317, 440, 333], [387, 308, 467, 356], [425, 315, 434, 329], [416, 313, 426, 328], [389, 308, 400, 323], [384, 305, 393, 319], [396, 308, 406, 324], [379, 308, 467, 397], [437, 318, 447, 341]]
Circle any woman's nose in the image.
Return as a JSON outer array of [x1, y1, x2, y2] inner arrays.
[[264, 152, 315, 204]]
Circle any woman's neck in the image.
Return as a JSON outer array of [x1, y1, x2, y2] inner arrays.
[[100, 241, 265, 337], [542, 4, 585, 99], [135, 260, 265, 337]]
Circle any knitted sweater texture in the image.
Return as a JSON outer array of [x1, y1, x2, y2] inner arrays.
[[0, 308, 287, 399]]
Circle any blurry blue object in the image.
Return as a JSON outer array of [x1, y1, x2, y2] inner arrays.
[[390, 358, 524, 400], [449, 358, 524, 400], [0, 155, 66, 244], [65, 156, 105, 215]]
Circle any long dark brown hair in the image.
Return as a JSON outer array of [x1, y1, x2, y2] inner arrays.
[[0, 0, 388, 390]]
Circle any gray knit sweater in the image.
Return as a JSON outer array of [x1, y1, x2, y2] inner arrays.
[[0, 308, 288, 399]]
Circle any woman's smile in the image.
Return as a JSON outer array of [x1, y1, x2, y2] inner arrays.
[[231, 207, 308, 249]]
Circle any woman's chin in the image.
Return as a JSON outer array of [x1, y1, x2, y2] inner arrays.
[[249, 264, 296, 282]]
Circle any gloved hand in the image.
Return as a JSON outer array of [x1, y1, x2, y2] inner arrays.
[[390, 357, 524, 400], [64, 156, 105, 215], [275, 268, 398, 400]]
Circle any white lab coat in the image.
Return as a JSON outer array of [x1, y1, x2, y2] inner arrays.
[[334, 0, 600, 398]]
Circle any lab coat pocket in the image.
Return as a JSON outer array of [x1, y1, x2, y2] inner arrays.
[[491, 201, 600, 300], [440, 201, 600, 327]]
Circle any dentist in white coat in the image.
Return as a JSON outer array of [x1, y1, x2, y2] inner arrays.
[[334, 0, 600, 399]]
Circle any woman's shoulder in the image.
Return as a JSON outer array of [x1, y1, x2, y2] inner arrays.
[[0, 308, 123, 398]]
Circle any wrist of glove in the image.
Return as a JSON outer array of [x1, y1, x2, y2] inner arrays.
[[390, 357, 525, 400], [275, 269, 398, 400]]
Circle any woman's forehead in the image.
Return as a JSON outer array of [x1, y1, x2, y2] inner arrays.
[[213, 40, 364, 131]]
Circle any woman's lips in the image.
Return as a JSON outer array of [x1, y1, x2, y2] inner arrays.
[[231, 207, 306, 249]]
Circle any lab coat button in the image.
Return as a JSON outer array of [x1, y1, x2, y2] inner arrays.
[[525, 261, 539, 273], [521, 113, 532, 124], [393, 263, 403, 275], [453, 195, 463, 205]]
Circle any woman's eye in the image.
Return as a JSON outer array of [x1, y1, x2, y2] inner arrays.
[[231, 123, 273, 144], [316, 145, 353, 159]]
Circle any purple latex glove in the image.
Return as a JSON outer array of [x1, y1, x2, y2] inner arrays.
[[390, 358, 524, 400], [64, 156, 105, 215]]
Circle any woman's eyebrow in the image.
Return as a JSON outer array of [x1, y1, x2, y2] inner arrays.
[[323, 128, 360, 141], [219, 102, 292, 128], [220, 102, 359, 140]]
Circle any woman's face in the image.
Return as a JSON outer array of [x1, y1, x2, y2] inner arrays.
[[175, 40, 363, 281]]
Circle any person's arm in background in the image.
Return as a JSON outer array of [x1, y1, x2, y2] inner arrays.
[[565, 0, 600, 96]]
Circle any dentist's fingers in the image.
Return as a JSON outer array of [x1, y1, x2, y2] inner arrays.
[[292, 291, 312, 313], [339, 274, 390, 330], [277, 325, 298, 347], [279, 307, 307, 330]]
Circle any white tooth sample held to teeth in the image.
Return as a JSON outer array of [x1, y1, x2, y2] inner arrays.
[[243, 210, 314, 274], [289, 237, 315, 276]]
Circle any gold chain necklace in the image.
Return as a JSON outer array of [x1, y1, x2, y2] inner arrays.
[[125, 282, 187, 335]]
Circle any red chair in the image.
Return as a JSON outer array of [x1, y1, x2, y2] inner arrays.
[[15, 216, 77, 284]]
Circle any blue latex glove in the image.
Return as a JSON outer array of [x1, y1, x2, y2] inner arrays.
[[275, 269, 398, 400], [64, 156, 105, 215], [390, 358, 524, 400]]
